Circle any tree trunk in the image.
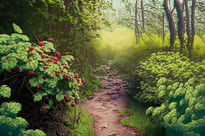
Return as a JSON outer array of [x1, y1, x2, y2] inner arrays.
[[174, 0, 185, 53], [135, 0, 139, 43], [141, 0, 145, 32], [164, 0, 177, 50], [185, 0, 191, 55], [162, 12, 165, 42], [191, 0, 196, 48]]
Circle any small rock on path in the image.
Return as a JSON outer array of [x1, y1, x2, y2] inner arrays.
[[79, 61, 145, 136]]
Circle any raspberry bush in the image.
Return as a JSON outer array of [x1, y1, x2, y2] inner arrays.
[[0, 23, 85, 135]]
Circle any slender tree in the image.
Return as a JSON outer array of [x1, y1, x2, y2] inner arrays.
[[174, 0, 185, 53], [141, 0, 145, 32], [162, 12, 165, 42], [191, 0, 196, 48], [185, 0, 191, 54], [135, 0, 139, 43], [164, 0, 177, 50]]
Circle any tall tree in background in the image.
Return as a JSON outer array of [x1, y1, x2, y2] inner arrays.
[[185, 0, 191, 56], [162, 12, 165, 42], [191, 0, 196, 50], [141, 0, 145, 32], [184, 0, 196, 58], [174, 0, 185, 53], [164, 0, 177, 50], [135, 0, 139, 43]]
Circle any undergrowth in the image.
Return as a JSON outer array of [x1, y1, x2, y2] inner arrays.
[[64, 105, 94, 136], [120, 99, 165, 136], [117, 110, 127, 115]]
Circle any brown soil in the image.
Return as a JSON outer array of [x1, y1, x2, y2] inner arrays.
[[79, 61, 145, 136]]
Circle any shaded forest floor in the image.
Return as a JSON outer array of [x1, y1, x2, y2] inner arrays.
[[79, 61, 145, 136]]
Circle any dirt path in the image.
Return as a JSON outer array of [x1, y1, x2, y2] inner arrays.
[[79, 62, 144, 136]]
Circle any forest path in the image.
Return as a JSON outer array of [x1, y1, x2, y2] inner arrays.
[[79, 61, 144, 136]]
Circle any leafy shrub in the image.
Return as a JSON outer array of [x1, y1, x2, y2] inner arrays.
[[132, 52, 205, 104], [0, 24, 87, 135], [146, 78, 205, 136], [0, 85, 46, 136], [0, 23, 84, 109]]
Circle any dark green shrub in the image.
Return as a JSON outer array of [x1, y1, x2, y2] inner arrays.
[[0, 85, 46, 136], [146, 78, 205, 136]]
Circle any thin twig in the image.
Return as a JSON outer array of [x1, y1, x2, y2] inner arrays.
[[32, 32, 39, 42]]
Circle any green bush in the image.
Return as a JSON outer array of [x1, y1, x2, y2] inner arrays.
[[146, 78, 205, 136], [0, 85, 46, 136], [0, 23, 83, 109], [132, 52, 205, 104]]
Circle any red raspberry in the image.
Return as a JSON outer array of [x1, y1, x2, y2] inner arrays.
[[39, 85, 43, 90], [64, 74, 69, 80], [38, 41, 44, 46], [70, 102, 76, 107], [81, 79, 85, 83], [74, 74, 78, 78], [65, 98, 70, 102], [28, 71, 34, 77], [48, 38, 53, 42], [56, 52, 60, 58]]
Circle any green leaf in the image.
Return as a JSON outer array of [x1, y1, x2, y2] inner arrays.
[[56, 92, 64, 102], [29, 77, 44, 87], [16, 50, 28, 61], [0, 85, 11, 98], [1, 56, 17, 71], [0, 102, 22, 117], [25, 60, 38, 71], [44, 99, 53, 109], [15, 116, 28, 129], [20, 129, 46, 136], [62, 55, 74, 62], [12, 23, 23, 34], [33, 91, 47, 102], [47, 79, 58, 88]]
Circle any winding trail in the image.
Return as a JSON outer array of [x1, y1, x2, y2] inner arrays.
[[79, 62, 144, 136]]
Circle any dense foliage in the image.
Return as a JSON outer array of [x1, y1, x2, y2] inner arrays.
[[146, 78, 205, 136], [0, 24, 88, 135], [0, 24, 82, 108], [131, 52, 205, 105], [0, 0, 110, 100], [0, 85, 46, 136]]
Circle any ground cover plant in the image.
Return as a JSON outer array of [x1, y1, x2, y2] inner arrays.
[[64, 105, 94, 136], [120, 100, 165, 136]]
